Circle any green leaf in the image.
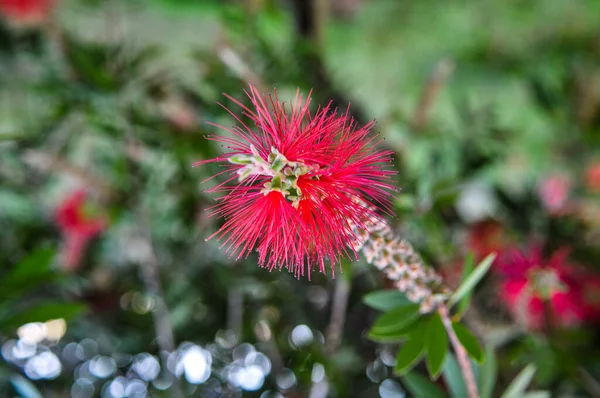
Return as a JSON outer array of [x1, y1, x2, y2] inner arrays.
[[442, 353, 467, 398], [401, 372, 447, 398], [395, 338, 425, 375], [501, 364, 537, 398], [363, 290, 411, 312], [425, 312, 448, 379], [0, 248, 58, 301], [522, 391, 550, 398], [367, 328, 410, 343], [455, 253, 475, 318], [1, 302, 87, 331], [1, 247, 55, 287], [448, 253, 496, 308], [10, 374, 42, 398], [371, 303, 420, 334], [479, 345, 497, 398], [452, 322, 484, 363]]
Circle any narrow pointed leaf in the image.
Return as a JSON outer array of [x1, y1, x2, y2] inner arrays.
[[455, 253, 475, 318], [522, 391, 550, 398], [363, 290, 411, 312], [371, 303, 420, 334], [10, 374, 42, 398], [448, 253, 496, 308], [401, 372, 446, 398], [442, 353, 467, 398], [395, 337, 426, 375], [501, 364, 537, 398], [480, 345, 497, 398], [425, 312, 448, 379], [452, 322, 484, 363], [367, 327, 411, 343]]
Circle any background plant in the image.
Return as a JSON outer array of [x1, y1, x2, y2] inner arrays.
[[1, 0, 600, 397]]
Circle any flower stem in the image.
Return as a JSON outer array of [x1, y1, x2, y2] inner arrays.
[[438, 304, 479, 398]]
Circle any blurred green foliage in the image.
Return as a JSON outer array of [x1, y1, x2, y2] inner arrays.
[[1, 0, 600, 396]]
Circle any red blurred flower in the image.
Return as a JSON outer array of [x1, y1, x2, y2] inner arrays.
[[537, 174, 572, 216], [0, 0, 56, 25], [55, 190, 106, 271], [194, 85, 395, 277], [497, 245, 600, 329], [467, 220, 505, 262], [585, 161, 600, 193]]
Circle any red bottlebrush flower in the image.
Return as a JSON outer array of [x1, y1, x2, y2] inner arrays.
[[195, 85, 395, 277], [55, 190, 106, 271], [585, 161, 600, 193], [497, 245, 600, 329], [0, 0, 55, 25], [537, 174, 572, 216]]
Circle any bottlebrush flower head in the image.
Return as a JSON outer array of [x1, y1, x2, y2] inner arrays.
[[352, 215, 449, 313], [55, 189, 106, 271], [0, 0, 56, 25], [195, 85, 396, 278], [497, 244, 600, 329]]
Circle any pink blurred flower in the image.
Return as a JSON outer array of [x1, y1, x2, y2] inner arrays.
[[0, 0, 56, 25], [497, 245, 600, 329], [537, 174, 572, 216], [194, 85, 395, 277], [55, 190, 106, 271]]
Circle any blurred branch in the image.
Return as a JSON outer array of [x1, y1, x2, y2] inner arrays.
[[103, 0, 124, 44], [574, 70, 600, 129], [439, 304, 479, 398], [216, 34, 266, 92], [579, 366, 600, 397], [311, 275, 351, 398], [227, 284, 243, 338], [255, 319, 284, 374], [324, 277, 350, 355], [22, 150, 114, 200], [411, 58, 454, 132], [136, 216, 183, 398], [312, 0, 329, 50], [290, 0, 368, 125]]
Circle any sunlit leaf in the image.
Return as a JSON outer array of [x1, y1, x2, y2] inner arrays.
[[501, 364, 537, 398], [455, 253, 475, 319], [522, 391, 550, 398], [448, 253, 496, 308]]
